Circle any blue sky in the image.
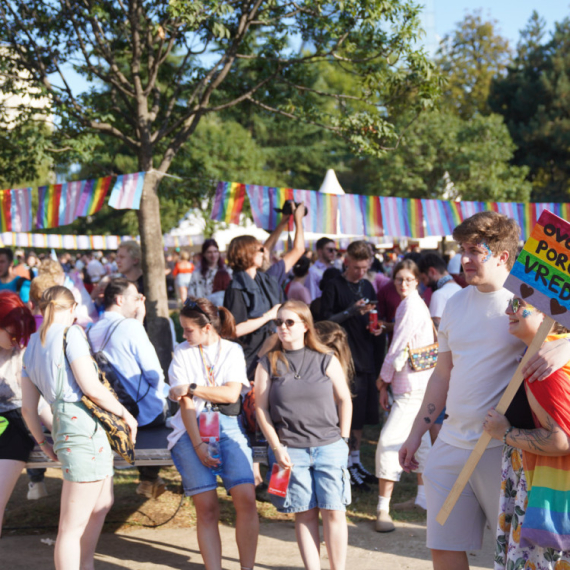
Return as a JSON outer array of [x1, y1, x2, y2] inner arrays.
[[423, 0, 569, 53]]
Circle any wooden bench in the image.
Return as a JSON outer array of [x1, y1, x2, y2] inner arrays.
[[25, 426, 174, 469]]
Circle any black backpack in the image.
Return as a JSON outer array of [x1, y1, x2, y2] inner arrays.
[[87, 320, 142, 419]]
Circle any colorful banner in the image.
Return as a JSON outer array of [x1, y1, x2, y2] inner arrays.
[[75, 176, 112, 218], [211, 182, 246, 225], [338, 194, 365, 235], [59, 181, 82, 226], [11, 188, 32, 232], [108, 172, 145, 210], [36, 184, 63, 229]]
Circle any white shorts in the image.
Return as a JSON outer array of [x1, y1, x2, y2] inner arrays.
[[423, 438, 502, 551], [375, 389, 431, 481]]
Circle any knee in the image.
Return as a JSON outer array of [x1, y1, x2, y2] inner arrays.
[[195, 504, 220, 527], [322, 509, 346, 524]]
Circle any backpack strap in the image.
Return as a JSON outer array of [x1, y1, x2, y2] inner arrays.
[[88, 318, 125, 353]]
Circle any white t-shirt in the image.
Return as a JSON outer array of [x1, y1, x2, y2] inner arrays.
[[166, 339, 249, 450], [429, 281, 462, 319], [438, 286, 524, 450]]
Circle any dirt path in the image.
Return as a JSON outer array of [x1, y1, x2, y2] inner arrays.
[[0, 519, 495, 569]]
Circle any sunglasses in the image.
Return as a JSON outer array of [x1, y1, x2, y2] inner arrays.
[[258, 246, 265, 253], [324, 247, 337, 253], [507, 298, 522, 313], [275, 318, 302, 328], [184, 299, 210, 322]]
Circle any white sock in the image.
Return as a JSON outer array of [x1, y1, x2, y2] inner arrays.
[[415, 484, 427, 509], [350, 450, 360, 465], [377, 495, 391, 513]]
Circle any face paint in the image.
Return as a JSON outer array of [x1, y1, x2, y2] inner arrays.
[[522, 309, 532, 318], [478, 242, 493, 263]]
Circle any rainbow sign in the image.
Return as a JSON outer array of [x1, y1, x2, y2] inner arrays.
[[505, 210, 570, 329]]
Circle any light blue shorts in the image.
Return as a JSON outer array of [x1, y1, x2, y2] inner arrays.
[[268, 438, 351, 513], [171, 414, 254, 497]]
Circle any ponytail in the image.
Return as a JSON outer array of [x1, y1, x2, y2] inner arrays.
[[38, 286, 75, 345], [217, 306, 236, 339]]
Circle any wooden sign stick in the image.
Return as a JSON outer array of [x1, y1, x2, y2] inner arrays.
[[436, 315, 554, 526]]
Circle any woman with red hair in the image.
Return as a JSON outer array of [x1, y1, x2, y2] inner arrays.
[[0, 291, 36, 537]]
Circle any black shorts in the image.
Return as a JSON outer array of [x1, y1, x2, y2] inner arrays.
[[0, 409, 35, 462], [351, 372, 379, 430]]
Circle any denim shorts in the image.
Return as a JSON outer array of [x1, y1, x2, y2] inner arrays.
[[170, 414, 254, 497], [268, 438, 351, 513]]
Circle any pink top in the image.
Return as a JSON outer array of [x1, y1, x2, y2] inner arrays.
[[287, 281, 311, 305], [380, 290, 434, 394]]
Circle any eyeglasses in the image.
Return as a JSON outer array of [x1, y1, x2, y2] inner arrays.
[[0, 328, 19, 347], [394, 277, 417, 284], [275, 318, 302, 328], [124, 293, 143, 302], [184, 299, 210, 322], [507, 298, 522, 313]]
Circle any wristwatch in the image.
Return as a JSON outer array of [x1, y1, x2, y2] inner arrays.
[[189, 383, 197, 396]]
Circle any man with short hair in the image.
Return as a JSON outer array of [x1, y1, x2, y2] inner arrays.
[[306, 237, 337, 301], [418, 252, 462, 329], [400, 212, 570, 570], [320, 240, 382, 490], [0, 248, 31, 303], [116, 241, 144, 292], [89, 277, 168, 499]]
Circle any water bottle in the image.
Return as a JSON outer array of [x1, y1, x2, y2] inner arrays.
[[208, 437, 222, 476]]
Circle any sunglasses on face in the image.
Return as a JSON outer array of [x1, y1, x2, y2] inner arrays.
[[258, 246, 265, 253], [507, 298, 522, 313], [324, 247, 337, 253], [184, 299, 210, 322], [275, 318, 302, 328]]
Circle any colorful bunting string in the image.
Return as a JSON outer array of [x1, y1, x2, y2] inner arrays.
[[36, 184, 63, 229], [338, 194, 364, 235]]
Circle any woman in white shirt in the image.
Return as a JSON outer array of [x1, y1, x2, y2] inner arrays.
[[168, 297, 258, 570]]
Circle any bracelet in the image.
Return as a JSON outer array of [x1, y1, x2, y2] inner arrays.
[[503, 426, 514, 445], [272, 444, 282, 452], [37, 440, 46, 446], [193, 441, 205, 449]]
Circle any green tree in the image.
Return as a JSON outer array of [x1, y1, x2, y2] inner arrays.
[[357, 110, 532, 201], [489, 12, 570, 202], [436, 11, 512, 119], [0, 0, 440, 368]]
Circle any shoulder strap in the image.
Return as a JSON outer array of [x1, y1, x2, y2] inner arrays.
[[88, 318, 125, 353], [431, 319, 438, 342]]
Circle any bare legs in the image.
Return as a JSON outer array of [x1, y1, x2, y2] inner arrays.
[[54, 476, 114, 570], [431, 549, 469, 570], [192, 483, 258, 570], [295, 508, 347, 570], [0, 459, 24, 538]]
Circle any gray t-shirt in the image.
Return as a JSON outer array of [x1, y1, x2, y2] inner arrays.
[[260, 348, 340, 448], [0, 347, 25, 413]]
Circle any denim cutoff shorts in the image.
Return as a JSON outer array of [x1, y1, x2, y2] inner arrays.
[[268, 438, 351, 513], [170, 413, 254, 497]]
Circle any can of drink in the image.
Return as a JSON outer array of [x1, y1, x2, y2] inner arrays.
[[369, 309, 378, 331]]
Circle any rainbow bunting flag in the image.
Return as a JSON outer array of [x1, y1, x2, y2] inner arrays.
[[359, 195, 382, 236], [292, 189, 319, 232], [36, 184, 63, 229], [246, 185, 271, 229], [422, 199, 451, 236], [75, 176, 112, 218], [11, 188, 32, 232], [211, 182, 246, 225], [338, 194, 365, 235], [0, 190, 12, 232], [382, 197, 414, 237], [58, 181, 82, 226], [108, 172, 145, 210], [316, 193, 338, 234], [404, 198, 425, 238]]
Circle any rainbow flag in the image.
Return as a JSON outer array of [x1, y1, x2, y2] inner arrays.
[[361, 195, 383, 236], [382, 197, 414, 237], [316, 193, 338, 234], [58, 181, 82, 226], [211, 182, 246, 225], [108, 172, 145, 210], [0, 190, 12, 232], [404, 198, 425, 238], [338, 194, 364, 235], [422, 199, 452, 236], [36, 184, 63, 229], [292, 189, 319, 232], [75, 176, 112, 218]]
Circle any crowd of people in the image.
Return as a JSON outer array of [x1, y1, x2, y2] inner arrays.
[[0, 207, 569, 570]]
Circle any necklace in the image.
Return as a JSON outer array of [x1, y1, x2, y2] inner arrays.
[[343, 275, 362, 298], [284, 347, 306, 380]]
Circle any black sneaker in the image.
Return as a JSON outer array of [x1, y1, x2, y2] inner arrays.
[[353, 462, 378, 484], [348, 465, 371, 492]]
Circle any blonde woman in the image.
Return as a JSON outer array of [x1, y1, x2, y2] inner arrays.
[[21, 286, 137, 570], [255, 300, 352, 570]]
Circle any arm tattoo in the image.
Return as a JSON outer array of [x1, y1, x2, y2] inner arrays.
[[427, 403, 436, 414], [424, 417, 431, 424], [509, 416, 561, 454]]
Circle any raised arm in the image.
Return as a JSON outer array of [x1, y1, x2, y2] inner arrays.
[[280, 203, 306, 274]]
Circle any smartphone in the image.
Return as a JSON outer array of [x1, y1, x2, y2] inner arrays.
[[367, 299, 378, 305]]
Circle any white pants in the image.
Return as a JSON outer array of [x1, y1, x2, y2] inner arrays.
[[375, 388, 432, 481]]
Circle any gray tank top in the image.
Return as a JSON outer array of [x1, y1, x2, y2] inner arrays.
[[260, 348, 341, 448]]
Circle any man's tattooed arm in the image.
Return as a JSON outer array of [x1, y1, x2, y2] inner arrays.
[[423, 403, 437, 424], [508, 415, 570, 456]]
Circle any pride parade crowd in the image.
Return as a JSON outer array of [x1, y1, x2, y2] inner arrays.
[[1, 205, 569, 570]]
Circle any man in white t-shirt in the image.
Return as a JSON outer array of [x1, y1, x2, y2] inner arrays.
[[399, 212, 570, 570], [418, 252, 463, 328]]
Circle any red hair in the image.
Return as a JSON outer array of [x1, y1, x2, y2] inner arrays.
[[0, 291, 36, 347]]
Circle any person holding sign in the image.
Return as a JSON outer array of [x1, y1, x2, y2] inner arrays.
[[483, 297, 570, 570], [399, 212, 570, 570], [167, 298, 258, 570], [255, 300, 353, 570]]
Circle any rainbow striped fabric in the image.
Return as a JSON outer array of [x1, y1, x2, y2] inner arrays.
[[0, 188, 32, 232], [75, 176, 112, 218], [36, 184, 63, 229], [212, 182, 246, 225], [108, 172, 145, 210]]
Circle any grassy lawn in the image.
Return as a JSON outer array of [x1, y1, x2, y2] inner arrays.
[[4, 423, 425, 537]]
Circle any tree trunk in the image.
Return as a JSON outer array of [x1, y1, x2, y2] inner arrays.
[[137, 169, 172, 378]]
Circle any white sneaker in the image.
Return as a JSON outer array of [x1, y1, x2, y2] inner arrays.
[[27, 481, 48, 500]]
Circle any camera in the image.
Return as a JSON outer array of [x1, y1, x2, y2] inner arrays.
[[274, 199, 308, 217]]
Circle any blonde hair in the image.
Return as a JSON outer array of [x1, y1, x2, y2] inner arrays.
[[314, 321, 355, 385], [266, 300, 332, 377], [118, 240, 141, 264], [30, 274, 59, 306], [38, 286, 76, 345], [37, 258, 64, 281]]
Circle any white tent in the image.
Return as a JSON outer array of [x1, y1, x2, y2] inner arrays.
[[319, 169, 345, 195]]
